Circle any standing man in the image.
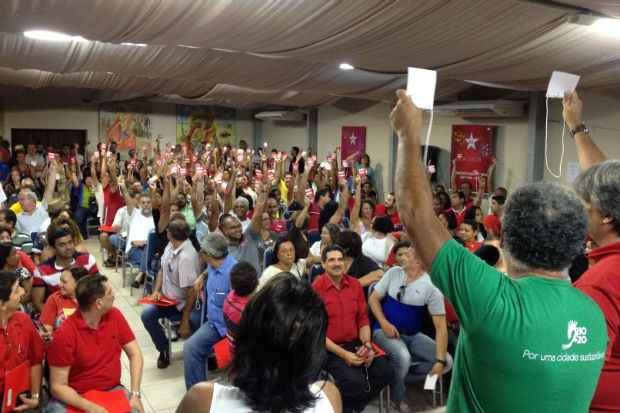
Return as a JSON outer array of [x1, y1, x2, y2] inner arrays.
[[564, 91, 620, 412], [313, 245, 394, 413], [140, 219, 199, 370], [483, 194, 505, 239], [184, 232, 237, 389], [391, 89, 607, 412]]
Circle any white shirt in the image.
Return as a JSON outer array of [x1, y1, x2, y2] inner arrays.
[[211, 382, 334, 413], [362, 232, 394, 268], [16, 205, 49, 235], [125, 209, 155, 252], [112, 206, 133, 238], [259, 259, 307, 290], [309, 241, 322, 258]]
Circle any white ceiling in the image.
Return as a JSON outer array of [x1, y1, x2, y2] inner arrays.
[[0, 0, 618, 108]]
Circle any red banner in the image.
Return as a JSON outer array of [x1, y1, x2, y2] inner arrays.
[[451, 125, 496, 192], [341, 126, 366, 164]]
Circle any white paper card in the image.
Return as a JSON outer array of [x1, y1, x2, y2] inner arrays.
[[407, 67, 437, 110], [424, 374, 438, 390], [546, 71, 580, 99]]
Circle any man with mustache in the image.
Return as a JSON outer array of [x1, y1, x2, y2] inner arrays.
[[313, 245, 394, 413]]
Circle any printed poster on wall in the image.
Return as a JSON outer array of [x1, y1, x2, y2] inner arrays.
[[341, 126, 366, 165], [451, 125, 496, 192], [99, 104, 152, 151], [176, 105, 237, 147]]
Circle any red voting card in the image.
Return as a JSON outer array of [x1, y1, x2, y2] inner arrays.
[[137, 296, 178, 307], [370, 342, 386, 358], [66, 389, 131, 413], [2, 361, 29, 413]]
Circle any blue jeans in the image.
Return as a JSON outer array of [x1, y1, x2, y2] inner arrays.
[[183, 322, 223, 389], [373, 329, 453, 402], [109, 234, 126, 252], [127, 246, 147, 273], [73, 206, 90, 239], [140, 304, 182, 353]]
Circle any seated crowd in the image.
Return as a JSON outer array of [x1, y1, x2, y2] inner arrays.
[[0, 90, 616, 413]]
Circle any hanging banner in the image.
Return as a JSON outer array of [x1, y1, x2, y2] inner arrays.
[[451, 125, 496, 192], [341, 126, 366, 165]]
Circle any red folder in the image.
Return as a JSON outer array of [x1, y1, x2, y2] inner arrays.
[[66, 389, 131, 413], [370, 342, 386, 358], [98, 225, 116, 233], [2, 361, 30, 413], [137, 296, 178, 307], [213, 338, 232, 369]]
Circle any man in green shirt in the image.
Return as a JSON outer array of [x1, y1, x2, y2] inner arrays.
[[390, 90, 607, 413]]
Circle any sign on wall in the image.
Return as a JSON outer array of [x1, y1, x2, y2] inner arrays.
[[451, 125, 496, 192], [176, 105, 236, 147], [341, 126, 366, 164]]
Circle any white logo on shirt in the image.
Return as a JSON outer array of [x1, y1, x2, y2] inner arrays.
[[562, 320, 588, 350]]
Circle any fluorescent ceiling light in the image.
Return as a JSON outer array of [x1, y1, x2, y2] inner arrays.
[[589, 18, 620, 36], [121, 42, 147, 47], [24, 30, 87, 42], [339, 63, 355, 70], [178, 44, 200, 49]]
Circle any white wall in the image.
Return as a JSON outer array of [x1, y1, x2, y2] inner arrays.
[[318, 102, 394, 196], [261, 119, 308, 152], [3, 105, 100, 149], [545, 90, 620, 183]]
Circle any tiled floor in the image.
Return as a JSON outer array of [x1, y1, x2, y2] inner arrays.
[[90, 238, 445, 412]]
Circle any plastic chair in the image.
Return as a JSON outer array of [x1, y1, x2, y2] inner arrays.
[[378, 386, 391, 413]]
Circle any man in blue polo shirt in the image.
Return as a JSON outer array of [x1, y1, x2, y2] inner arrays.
[[184, 232, 237, 389], [369, 240, 452, 411]]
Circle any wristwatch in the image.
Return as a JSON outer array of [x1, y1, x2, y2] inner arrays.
[[570, 123, 590, 138], [31, 393, 39, 400], [435, 358, 447, 366], [130, 390, 142, 399]]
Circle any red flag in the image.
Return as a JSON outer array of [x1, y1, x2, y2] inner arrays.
[[341, 126, 366, 165], [451, 125, 496, 192]]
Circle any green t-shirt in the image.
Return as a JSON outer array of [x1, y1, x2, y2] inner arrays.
[[431, 239, 607, 413]]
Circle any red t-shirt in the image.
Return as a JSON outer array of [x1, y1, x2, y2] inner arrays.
[[451, 207, 467, 227], [375, 204, 401, 226], [0, 312, 45, 391], [47, 307, 135, 394], [313, 274, 369, 344], [463, 241, 482, 253], [575, 241, 620, 412], [103, 184, 125, 227], [39, 291, 77, 330], [17, 250, 35, 275], [223, 291, 252, 346], [483, 214, 502, 238], [308, 202, 321, 232]]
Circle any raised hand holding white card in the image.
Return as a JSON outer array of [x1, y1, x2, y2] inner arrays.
[[547, 71, 580, 99], [424, 373, 439, 390], [406, 67, 437, 110]]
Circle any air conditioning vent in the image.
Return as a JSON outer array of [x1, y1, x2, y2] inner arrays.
[[254, 111, 305, 122], [434, 100, 525, 118]]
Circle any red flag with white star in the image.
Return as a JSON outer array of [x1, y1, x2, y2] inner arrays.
[[341, 126, 366, 165], [451, 125, 496, 192]]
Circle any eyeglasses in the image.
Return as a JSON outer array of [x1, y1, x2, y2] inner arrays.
[[396, 284, 407, 302]]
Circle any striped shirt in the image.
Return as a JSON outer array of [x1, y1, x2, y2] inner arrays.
[[33, 252, 98, 294]]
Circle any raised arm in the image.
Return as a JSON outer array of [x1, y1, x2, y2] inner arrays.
[[563, 91, 607, 170], [391, 90, 451, 268], [250, 184, 268, 234], [43, 159, 58, 205], [349, 174, 362, 234]]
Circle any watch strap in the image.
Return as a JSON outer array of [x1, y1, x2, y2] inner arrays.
[[570, 123, 589, 137]]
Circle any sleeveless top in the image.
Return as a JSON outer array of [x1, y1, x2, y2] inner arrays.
[[211, 382, 334, 413]]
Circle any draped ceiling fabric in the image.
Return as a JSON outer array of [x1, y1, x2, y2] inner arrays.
[[0, 0, 619, 108]]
